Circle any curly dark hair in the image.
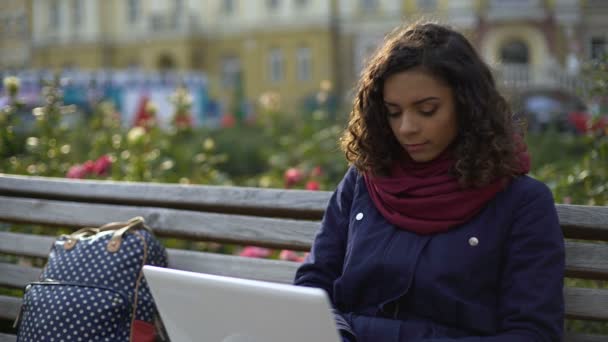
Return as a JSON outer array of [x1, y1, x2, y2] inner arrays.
[[340, 21, 524, 188]]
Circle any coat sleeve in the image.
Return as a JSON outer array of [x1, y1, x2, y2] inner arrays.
[[294, 167, 358, 339], [416, 183, 565, 342]]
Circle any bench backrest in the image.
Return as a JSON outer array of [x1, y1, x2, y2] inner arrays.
[[0, 174, 607, 341]]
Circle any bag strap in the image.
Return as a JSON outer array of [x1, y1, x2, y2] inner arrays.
[[107, 216, 151, 252]]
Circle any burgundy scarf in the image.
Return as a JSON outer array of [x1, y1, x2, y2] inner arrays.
[[364, 146, 530, 235]]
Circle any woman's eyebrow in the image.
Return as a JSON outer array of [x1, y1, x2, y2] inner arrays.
[[383, 97, 440, 107], [412, 97, 440, 105]]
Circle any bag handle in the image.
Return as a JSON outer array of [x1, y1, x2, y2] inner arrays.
[[63, 216, 151, 252]]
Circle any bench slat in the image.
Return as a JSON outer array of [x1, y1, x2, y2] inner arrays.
[[1, 174, 608, 241], [0, 264, 39, 289], [0, 295, 20, 321], [0, 333, 16, 342], [1, 260, 607, 321], [0, 232, 55, 258], [0, 196, 318, 250], [0, 332, 602, 342], [565, 333, 608, 342], [557, 205, 608, 241], [2, 232, 608, 281], [565, 287, 608, 321], [167, 248, 299, 284], [0, 174, 330, 218], [564, 241, 608, 280]]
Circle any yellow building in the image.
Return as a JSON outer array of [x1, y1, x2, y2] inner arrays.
[[30, 0, 197, 70], [28, 0, 337, 110], [340, 0, 599, 97], [200, 0, 339, 111], [18, 0, 607, 114]]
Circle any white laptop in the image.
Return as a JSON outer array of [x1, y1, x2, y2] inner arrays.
[[143, 265, 341, 342]]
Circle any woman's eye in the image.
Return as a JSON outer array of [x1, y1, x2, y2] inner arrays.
[[420, 108, 437, 116], [387, 112, 401, 118]]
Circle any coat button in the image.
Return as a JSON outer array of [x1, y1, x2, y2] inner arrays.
[[468, 237, 479, 246], [355, 212, 364, 220]]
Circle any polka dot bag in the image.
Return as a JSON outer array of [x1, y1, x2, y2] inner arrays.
[[14, 217, 169, 342]]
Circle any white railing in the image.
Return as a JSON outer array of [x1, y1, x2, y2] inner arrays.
[[494, 64, 531, 89], [485, 0, 547, 20], [493, 63, 591, 94]]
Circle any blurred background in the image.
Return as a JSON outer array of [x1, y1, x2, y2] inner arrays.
[[1, 0, 607, 218], [1, 0, 607, 126], [1, 0, 608, 335]]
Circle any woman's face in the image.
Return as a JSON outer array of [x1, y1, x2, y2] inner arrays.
[[383, 68, 458, 163]]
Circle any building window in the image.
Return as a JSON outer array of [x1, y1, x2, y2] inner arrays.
[[128, 0, 140, 24], [1, 17, 9, 36], [150, 14, 163, 31], [490, 0, 538, 5], [360, 0, 379, 11], [221, 56, 241, 88], [268, 48, 284, 83], [591, 37, 607, 60], [49, 0, 60, 29], [587, 0, 608, 6], [19, 14, 28, 36], [267, 0, 280, 11], [500, 40, 529, 64], [175, 0, 184, 13], [173, 0, 184, 27], [222, 0, 235, 15], [72, 0, 82, 28], [417, 0, 437, 10], [295, 0, 309, 8], [297, 47, 312, 82]]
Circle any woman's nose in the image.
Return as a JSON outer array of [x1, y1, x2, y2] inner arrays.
[[399, 113, 420, 135]]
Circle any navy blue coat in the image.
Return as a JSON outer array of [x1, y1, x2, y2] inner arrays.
[[294, 167, 564, 341]]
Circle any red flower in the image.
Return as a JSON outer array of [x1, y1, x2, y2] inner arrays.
[[284, 168, 303, 188], [66, 165, 87, 179], [305, 180, 320, 191], [174, 115, 193, 129], [221, 113, 236, 128], [239, 246, 271, 258], [93, 155, 112, 176], [310, 166, 322, 178], [133, 95, 156, 130]]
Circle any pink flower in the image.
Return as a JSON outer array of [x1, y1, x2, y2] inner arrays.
[[66, 165, 87, 179], [93, 155, 112, 176], [284, 168, 303, 188], [563, 196, 572, 204], [279, 250, 306, 262], [305, 180, 320, 191], [239, 246, 271, 258]]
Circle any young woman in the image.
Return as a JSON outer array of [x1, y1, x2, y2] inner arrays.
[[294, 22, 564, 341]]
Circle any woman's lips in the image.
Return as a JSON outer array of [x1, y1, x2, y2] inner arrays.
[[404, 142, 429, 153]]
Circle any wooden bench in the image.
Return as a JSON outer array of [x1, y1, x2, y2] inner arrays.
[[0, 174, 607, 341]]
